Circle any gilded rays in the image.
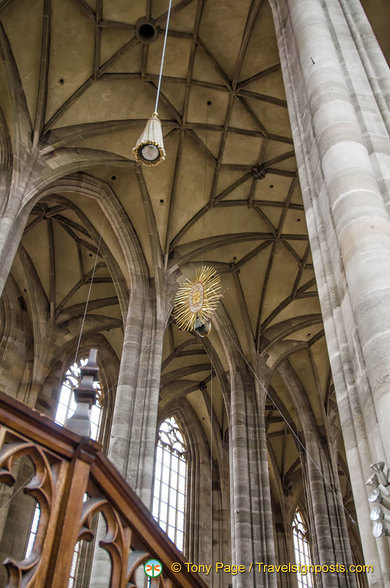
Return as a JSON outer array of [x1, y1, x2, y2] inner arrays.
[[173, 266, 222, 332]]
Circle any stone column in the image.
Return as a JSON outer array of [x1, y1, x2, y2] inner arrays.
[[304, 435, 356, 587], [230, 360, 277, 588], [90, 279, 170, 587], [0, 202, 32, 299], [107, 282, 165, 506], [274, 518, 294, 588], [278, 361, 356, 587], [270, 0, 390, 583]]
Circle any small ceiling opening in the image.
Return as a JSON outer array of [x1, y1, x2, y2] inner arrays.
[[136, 18, 159, 44]]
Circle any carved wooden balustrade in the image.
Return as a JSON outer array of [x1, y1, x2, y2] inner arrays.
[[0, 391, 207, 588]]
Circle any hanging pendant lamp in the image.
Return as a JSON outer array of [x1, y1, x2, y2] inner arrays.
[[133, 112, 166, 166], [133, 0, 173, 167]]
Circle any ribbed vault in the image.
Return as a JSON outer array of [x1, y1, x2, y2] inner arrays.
[[0, 0, 388, 541]]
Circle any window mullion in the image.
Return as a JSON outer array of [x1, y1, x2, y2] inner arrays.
[[292, 509, 313, 588], [152, 418, 187, 552]]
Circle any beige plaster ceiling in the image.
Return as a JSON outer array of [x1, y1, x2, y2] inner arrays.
[[1, 0, 388, 513]]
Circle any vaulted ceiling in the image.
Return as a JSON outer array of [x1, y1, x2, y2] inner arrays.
[[1, 0, 388, 517]]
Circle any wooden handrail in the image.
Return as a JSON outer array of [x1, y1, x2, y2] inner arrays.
[[0, 391, 208, 588]]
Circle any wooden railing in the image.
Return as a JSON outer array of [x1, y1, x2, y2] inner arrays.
[[0, 392, 207, 588]]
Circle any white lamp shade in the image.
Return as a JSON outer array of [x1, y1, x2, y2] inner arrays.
[[133, 113, 166, 166]]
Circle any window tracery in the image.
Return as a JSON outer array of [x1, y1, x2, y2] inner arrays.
[[152, 416, 187, 551], [292, 508, 314, 588], [55, 358, 102, 441], [26, 357, 103, 586]]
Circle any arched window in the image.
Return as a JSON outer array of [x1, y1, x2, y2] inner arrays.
[[152, 417, 187, 551], [292, 508, 314, 588], [55, 358, 102, 441], [26, 357, 103, 579]]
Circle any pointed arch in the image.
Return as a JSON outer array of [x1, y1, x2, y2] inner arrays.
[[292, 507, 314, 587], [152, 415, 187, 551]]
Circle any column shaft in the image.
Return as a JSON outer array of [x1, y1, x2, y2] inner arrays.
[[230, 365, 277, 588], [108, 283, 164, 506], [90, 282, 165, 588], [270, 0, 390, 583]]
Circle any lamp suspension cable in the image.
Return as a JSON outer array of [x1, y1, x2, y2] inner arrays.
[[132, 0, 173, 166], [73, 219, 106, 365], [154, 0, 173, 115]]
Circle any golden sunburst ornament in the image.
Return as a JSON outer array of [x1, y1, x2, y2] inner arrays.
[[173, 266, 222, 332]]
